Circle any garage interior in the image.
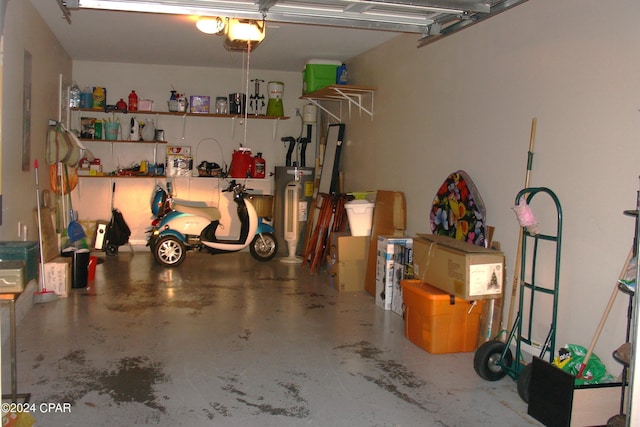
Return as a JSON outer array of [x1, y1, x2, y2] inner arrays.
[[1, 0, 640, 426]]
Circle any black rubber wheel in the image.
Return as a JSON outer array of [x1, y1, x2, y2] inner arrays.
[[106, 243, 118, 256], [249, 233, 278, 261], [517, 363, 532, 403], [153, 235, 186, 267], [474, 340, 513, 381]]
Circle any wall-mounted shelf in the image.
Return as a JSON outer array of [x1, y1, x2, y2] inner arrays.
[[79, 139, 167, 144], [79, 175, 165, 179], [301, 85, 375, 122], [72, 107, 289, 120]]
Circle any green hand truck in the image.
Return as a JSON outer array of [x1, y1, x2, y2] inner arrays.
[[474, 187, 563, 403]]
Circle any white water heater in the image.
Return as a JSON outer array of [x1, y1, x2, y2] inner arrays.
[[274, 166, 315, 257]]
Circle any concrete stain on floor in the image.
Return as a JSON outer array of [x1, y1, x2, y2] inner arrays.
[[336, 341, 433, 412], [217, 373, 311, 419], [39, 350, 169, 413]]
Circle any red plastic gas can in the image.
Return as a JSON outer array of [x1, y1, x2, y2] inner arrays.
[[251, 153, 266, 178], [230, 148, 253, 178]]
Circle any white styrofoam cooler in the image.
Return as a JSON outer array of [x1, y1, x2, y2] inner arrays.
[[345, 200, 374, 236]]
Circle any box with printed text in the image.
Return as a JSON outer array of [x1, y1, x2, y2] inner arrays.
[[375, 236, 412, 311]]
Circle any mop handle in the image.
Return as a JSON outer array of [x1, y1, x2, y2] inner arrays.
[[505, 118, 537, 331], [577, 247, 634, 378], [34, 160, 47, 290]]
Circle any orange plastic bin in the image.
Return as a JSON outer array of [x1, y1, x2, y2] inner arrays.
[[401, 279, 484, 354]]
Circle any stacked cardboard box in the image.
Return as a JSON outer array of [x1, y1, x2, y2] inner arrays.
[[365, 191, 407, 296], [375, 236, 412, 312], [326, 232, 369, 292], [412, 234, 504, 301], [34, 208, 72, 297]]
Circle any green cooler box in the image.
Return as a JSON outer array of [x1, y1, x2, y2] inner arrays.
[[303, 59, 341, 94], [0, 241, 39, 284]]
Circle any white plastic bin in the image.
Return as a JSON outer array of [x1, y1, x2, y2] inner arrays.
[[345, 200, 374, 236]]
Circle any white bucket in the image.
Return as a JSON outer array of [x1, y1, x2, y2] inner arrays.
[[345, 200, 374, 236]]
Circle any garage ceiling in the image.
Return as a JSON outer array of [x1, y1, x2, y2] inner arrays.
[[39, 0, 528, 71]]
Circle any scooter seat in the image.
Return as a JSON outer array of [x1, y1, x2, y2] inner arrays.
[[173, 203, 221, 222]]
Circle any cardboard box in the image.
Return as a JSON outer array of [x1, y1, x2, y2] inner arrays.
[[365, 190, 407, 296], [167, 146, 191, 155], [528, 357, 622, 427], [166, 146, 193, 177], [44, 257, 72, 297], [401, 280, 484, 354], [375, 236, 412, 310], [391, 244, 413, 316], [0, 261, 25, 293], [189, 95, 210, 113], [412, 234, 504, 301], [327, 233, 369, 292]]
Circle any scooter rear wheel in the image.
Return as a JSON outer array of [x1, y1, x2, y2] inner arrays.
[[154, 235, 186, 267], [250, 233, 277, 262]]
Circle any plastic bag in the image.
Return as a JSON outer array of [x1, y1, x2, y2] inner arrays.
[[48, 163, 78, 195], [618, 255, 637, 292], [552, 343, 614, 385]]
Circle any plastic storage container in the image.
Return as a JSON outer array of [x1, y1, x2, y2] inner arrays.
[[345, 200, 374, 236], [0, 261, 25, 293], [303, 59, 342, 94], [401, 280, 484, 354], [0, 241, 39, 284]]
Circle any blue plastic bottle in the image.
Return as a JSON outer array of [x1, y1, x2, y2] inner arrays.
[[336, 63, 348, 85]]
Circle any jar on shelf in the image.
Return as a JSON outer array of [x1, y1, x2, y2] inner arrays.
[[69, 82, 81, 109]]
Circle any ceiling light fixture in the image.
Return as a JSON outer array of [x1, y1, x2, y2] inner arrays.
[[196, 17, 225, 34]]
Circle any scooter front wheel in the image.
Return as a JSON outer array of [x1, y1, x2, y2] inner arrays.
[[154, 235, 186, 267], [250, 232, 278, 262]]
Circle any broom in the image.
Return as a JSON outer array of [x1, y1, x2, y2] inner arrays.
[[502, 117, 537, 338], [33, 160, 57, 304]]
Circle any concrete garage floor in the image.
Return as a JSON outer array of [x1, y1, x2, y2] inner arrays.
[[5, 251, 540, 426]]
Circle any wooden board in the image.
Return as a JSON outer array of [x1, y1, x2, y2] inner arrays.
[[34, 207, 60, 262]]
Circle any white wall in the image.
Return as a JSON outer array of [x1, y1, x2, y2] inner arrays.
[[70, 61, 315, 243], [0, 0, 71, 241], [344, 0, 640, 372], [3, 0, 638, 379]]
